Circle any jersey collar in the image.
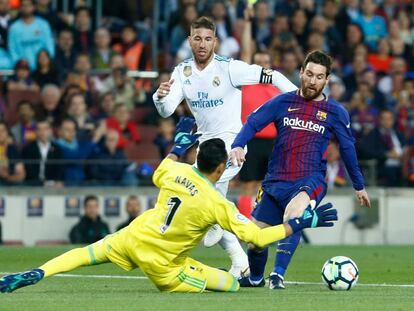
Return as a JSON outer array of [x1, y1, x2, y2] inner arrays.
[[192, 165, 214, 188]]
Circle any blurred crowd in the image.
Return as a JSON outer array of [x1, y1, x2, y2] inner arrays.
[[0, 0, 413, 187]]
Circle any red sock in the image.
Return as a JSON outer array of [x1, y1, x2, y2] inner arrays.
[[238, 196, 253, 219]]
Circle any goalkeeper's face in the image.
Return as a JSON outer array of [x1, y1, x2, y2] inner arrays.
[[189, 28, 216, 65]]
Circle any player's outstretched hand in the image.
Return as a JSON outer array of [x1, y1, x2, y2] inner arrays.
[[176, 117, 196, 134], [229, 147, 246, 167], [157, 79, 175, 99], [287, 203, 338, 233], [355, 189, 371, 208]]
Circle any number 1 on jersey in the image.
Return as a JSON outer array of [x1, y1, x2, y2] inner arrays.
[[160, 197, 182, 234]]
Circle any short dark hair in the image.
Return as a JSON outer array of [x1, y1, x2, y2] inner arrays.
[[191, 16, 216, 34], [84, 195, 98, 207], [0, 120, 8, 133], [17, 100, 34, 110], [197, 138, 227, 174], [302, 50, 333, 76]]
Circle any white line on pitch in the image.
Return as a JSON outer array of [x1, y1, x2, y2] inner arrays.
[[1, 272, 414, 288]]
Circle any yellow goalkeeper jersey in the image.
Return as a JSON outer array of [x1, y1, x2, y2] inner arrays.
[[125, 158, 286, 275]]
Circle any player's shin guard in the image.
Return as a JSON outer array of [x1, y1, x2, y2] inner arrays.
[[273, 231, 301, 277], [247, 247, 268, 283], [219, 231, 249, 278]]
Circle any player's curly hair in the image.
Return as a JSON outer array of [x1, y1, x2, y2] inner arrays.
[[303, 50, 333, 76], [191, 16, 216, 34], [197, 138, 227, 174]]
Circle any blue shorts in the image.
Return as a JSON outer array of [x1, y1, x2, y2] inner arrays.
[[251, 175, 327, 226]]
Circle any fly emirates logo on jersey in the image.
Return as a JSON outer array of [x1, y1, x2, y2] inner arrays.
[[283, 117, 325, 134], [190, 92, 224, 109]]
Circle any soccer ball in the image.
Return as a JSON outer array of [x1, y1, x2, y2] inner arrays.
[[321, 256, 359, 290]]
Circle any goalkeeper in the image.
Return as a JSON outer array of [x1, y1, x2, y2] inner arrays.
[[0, 118, 338, 293]]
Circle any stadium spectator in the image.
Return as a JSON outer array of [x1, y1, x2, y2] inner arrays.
[[0, 0, 11, 69], [54, 28, 77, 82], [11, 100, 37, 146], [396, 10, 413, 45], [73, 6, 93, 53], [327, 76, 346, 102], [105, 103, 140, 149], [402, 136, 414, 186], [375, 0, 399, 25], [116, 195, 142, 231], [378, 57, 407, 96], [281, 52, 300, 87], [343, 23, 365, 64], [55, 118, 105, 186], [35, 0, 62, 30], [32, 49, 59, 88], [153, 117, 175, 158], [73, 53, 95, 99], [65, 93, 96, 142], [348, 85, 379, 140], [69, 195, 110, 244], [309, 15, 342, 56], [359, 68, 387, 110], [367, 38, 393, 74], [98, 67, 137, 110], [37, 84, 63, 127], [343, 54, 371, 98], [94, 92, 115, 121], [0, 121, 26, 186], [87, 129, 137, 186], [91, 27, 115, 70], [388, 20, 406, 57], [7, 59, 39, 92], [170, 5, 198, 57], [354, 0, 387, 52], [112, 24, 147, 70], [210, 1, 232, 41], [22, 119, 64, 187], [8, 0, 54, 70], [358, 109, 405, 186], [290, 9, 309, 50], [0, 0, 11, 50], [326, 141, 348, 188], [251, 0, 272, 51], [336, 0, 360, 41], [395, 78, 414, 139]]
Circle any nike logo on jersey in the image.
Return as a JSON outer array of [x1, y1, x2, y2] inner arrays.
[[288, 107, 301, 112], [346, 123, 351, 128]]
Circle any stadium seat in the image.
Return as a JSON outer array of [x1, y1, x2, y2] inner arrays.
[[124, 142, 160, 166], [5, 90, 40, 126], [137, 125, 158, 143], [133, 106, 154, 124]]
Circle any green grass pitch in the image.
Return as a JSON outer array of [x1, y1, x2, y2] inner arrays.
[[1, 245, 414, 311]]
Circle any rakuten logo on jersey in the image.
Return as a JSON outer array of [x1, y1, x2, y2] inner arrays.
[[283, 117, 325, 134]]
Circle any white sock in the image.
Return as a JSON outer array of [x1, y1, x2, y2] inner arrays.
[[219, 230, 248, 267]]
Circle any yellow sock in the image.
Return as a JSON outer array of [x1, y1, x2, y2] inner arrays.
[[39, 242, 108, 278]]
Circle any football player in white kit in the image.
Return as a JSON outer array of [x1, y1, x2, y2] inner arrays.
[[152, 16, 297, 278]]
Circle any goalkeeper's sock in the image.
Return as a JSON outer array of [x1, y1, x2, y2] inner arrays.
[[273, 231, 301, 277], [247, 247, 268, 282], [39, 244, 105, 278], [237, 196, 253, 219]]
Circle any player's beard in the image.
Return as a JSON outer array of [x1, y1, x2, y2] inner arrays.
[[300, 80, 324, 100], [193, 48, 214, 65]]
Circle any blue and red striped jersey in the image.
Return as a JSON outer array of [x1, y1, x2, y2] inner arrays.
[[232, 91, 365, 190]]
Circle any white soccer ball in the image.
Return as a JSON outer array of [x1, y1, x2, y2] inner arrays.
[[321, 256, 359, 290]]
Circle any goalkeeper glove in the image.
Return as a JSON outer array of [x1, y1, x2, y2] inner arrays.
[[287, 203, 338, 233], [170, 117, 201, 157]]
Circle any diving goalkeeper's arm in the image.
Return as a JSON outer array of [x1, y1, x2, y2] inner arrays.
[[215, 202, 338, 249]]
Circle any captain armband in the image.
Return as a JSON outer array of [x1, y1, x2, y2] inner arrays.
[[259, 68, 273, 84]]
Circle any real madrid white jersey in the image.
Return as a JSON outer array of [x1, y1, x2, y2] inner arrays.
[[152, 54, 297, 150]]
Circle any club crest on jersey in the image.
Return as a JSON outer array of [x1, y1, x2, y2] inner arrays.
[[184, 66, 192, 77], [316, 110, 327, 121], [212, 76, 220, 87]]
